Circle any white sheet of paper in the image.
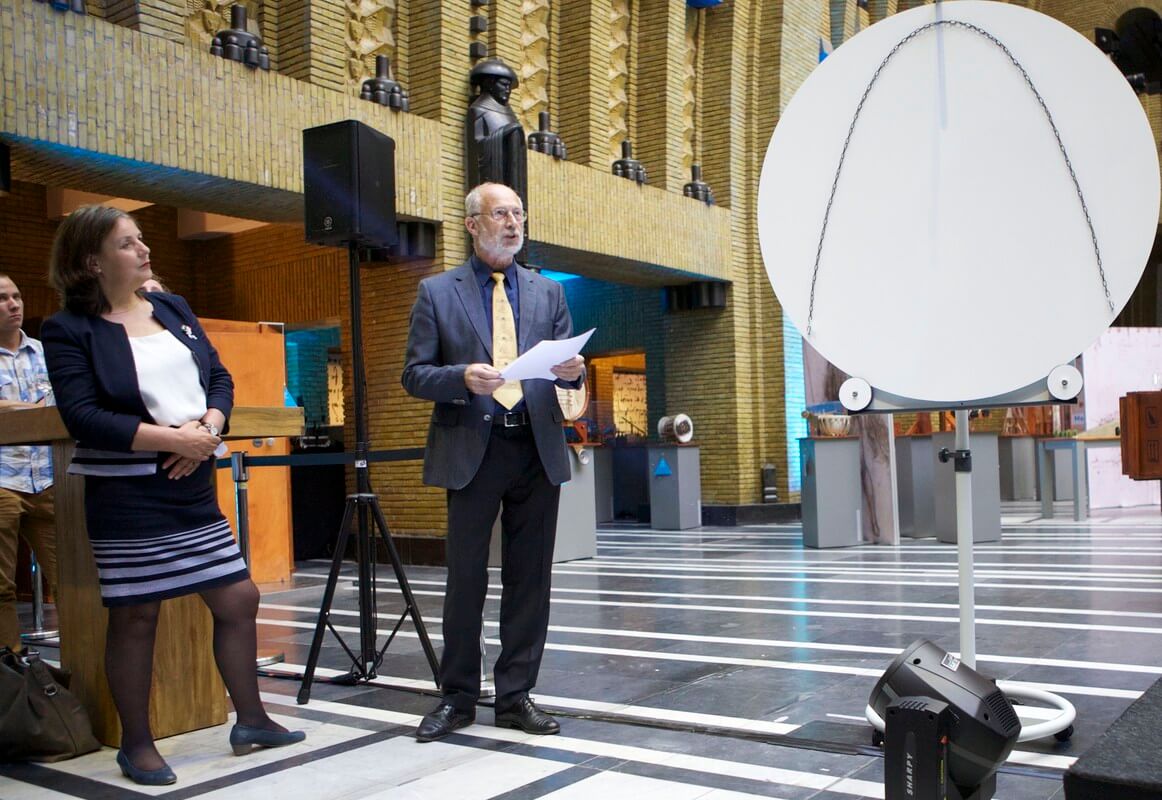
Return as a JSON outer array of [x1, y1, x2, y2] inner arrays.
[[500, 328, 596, 381]]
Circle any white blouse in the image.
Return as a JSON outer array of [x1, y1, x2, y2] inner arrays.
[[128, 330, 207, 427]]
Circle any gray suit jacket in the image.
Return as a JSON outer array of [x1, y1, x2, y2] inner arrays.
[[401, 261, 577, 490]]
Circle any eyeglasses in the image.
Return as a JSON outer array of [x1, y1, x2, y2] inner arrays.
[[474, 207, 526, 223]]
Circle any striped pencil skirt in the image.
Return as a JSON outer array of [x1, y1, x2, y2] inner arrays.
[[83, 458, 249, 607]]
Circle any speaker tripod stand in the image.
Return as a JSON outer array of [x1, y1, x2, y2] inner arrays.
[[296, 241, 440, 704]]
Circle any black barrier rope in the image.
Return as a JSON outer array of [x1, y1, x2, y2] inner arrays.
[[214, 447, 425, 469]]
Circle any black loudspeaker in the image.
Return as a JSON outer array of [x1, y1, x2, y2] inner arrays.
[[303, 120, 398, 248], [884, 697, 953, 800]]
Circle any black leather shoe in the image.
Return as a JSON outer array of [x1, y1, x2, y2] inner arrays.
[[116, 750, 177, 786], [415, 703, 475, 742], [495, 696, 560, 735], [229, 724, 307, 755]]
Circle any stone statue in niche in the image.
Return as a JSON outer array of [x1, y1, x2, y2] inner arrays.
[[465, 59, 527, 207]]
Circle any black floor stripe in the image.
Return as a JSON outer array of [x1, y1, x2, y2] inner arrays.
[[484, 765, 601, 799]]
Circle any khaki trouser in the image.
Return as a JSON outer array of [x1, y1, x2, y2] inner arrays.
[[0, 486, 57, 650]]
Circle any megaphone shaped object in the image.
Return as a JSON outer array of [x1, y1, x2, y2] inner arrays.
[[657, 414, 694, 443]]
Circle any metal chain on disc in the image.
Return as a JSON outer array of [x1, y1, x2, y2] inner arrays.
[[806, 19, 1113, 337]]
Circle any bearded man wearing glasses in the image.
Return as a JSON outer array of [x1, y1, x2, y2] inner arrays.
[[402, 182, 585, 742]]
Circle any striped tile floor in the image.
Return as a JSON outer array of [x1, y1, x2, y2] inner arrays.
[[4, 502, 1160, 799]]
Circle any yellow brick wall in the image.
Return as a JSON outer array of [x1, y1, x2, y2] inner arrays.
[[190, 226, 446, 535], [13, 0, 1145, 529], [634, 0, 688, 191], [556, 0, 611, 168], [526, 156, 732, 283], [0, 0, 443, 222]]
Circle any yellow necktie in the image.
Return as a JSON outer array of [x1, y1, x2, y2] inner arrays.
[[491, 272, 523, 409]]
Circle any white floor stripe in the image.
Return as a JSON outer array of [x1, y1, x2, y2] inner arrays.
[[584, 557, 1162, 581], [283, 582, 1162, 634], [296, 567, 1162, 600], [256, 612, 1145, 700], [500, 580, 1162, 623], [261, 691, 882, 797], [551, 566, 1162, 595], [264, 679, 1072, 784], [596, 540, 1162, 553], [581, 554, 1162, 574], [400, 588, 1162, 637], [262, 662, 799, 734], [261, 602, 1162, 677]]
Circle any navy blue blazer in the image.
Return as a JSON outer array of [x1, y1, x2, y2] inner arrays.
[[41, 292, 234, 454], [402, 261, 577, 490]]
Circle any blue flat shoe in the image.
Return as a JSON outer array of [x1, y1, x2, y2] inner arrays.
[[229, 723, 306, 756], [116, 750, 177, 786]]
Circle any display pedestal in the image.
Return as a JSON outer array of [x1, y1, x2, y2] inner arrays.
[[932, 431, 1001, 543], [0, 406, 302, 746], [800, 437, 862, 548], [1039, 438, 1087, 521], [592, 446, 614, 524], [490, 446, 597, 564], [896, 435, 935, 538], [610, 445, 649, 522], [998, 436, 1037, 501], [647, 445, 702, 530], [1052, 447, 1076, 500], [554, 446, 598, 561]]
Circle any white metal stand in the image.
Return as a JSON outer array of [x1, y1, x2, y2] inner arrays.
[[861, 406, 1076, 743]]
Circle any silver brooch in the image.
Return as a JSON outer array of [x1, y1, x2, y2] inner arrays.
[[181, 324, 197, 340]]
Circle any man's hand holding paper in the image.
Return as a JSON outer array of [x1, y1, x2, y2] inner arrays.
[[499, 328, 595, 382], [550, 355, 584, 382]]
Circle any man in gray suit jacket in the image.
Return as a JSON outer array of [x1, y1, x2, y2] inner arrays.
[[402, 182, 585, 742]]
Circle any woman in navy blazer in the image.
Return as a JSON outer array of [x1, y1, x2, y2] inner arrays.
[[42, 206, 303, 786]]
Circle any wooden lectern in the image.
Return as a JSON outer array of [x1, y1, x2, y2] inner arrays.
[[0, 405, 302, 745]]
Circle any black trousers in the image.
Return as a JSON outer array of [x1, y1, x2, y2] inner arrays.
[[440, 426, 560, 713]]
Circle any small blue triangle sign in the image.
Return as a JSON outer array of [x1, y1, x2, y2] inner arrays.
[[654, 457, 672, 477]]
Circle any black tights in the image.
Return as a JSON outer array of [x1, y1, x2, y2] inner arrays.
[[108, 579, 283, 770]]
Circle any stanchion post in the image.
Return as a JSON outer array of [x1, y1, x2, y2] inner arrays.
[[230, 450, 285, 667]]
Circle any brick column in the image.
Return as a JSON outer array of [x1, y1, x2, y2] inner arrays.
[[487, 0, 523, 71], [634, 0, 688, 191], [869, 0, 898, 26], [101, 0, 185, 42], [556, 0, 612, 168], [700, 1, 750, 210], [278, 0, 346, 92]]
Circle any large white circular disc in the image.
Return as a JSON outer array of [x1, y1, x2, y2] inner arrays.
[[759, 1, 1159, 402]]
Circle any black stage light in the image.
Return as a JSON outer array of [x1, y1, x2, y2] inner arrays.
[[870, 639, 1021, 800]]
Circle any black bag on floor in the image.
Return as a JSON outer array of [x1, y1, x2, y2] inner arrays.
[[0, 647, 100, 762]]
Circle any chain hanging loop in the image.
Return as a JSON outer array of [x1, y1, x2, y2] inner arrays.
[[806, 19, 1112, 337]]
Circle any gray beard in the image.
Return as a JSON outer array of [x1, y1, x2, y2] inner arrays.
[[478, 231, 522, 261]]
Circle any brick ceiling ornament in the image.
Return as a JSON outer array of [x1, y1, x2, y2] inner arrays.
[[682, 7, 700, 173], [208, 4, 270, 69], [348, 0, 398, 93], [518, 0, 551, 132], [608, 0, 631, 163], [360, 55, 409, 111], [190, 2, 261, 53], [527, 111, 566, 160]]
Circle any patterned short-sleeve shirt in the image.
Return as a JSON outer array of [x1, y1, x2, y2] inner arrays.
[[0, 333, 54, 493]]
